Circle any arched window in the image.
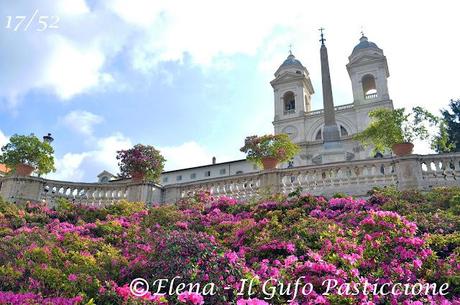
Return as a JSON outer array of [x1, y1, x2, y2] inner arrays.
[[340, 125, 348, 136], [315, 129, 322, 140], [283, 91, 295, 114], [362, 74, 377, 100]]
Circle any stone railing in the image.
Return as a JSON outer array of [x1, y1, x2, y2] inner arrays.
[[0, 176, 162, 207], [365, 92, 378, 100], [162, 153, 460, 201], [419, 153, 460, 188], [306, 103, 354, 116], [279, 157, 397, 196], [40, 179, 130, 207], [1, 153, 459, 205], [163, 172, 261, 202]]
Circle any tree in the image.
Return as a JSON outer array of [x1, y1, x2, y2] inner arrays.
[[0, 134, 55, 175], [240, 134, 300, 167], [440, 99, 460, 152], [353, 107, 432, 154]]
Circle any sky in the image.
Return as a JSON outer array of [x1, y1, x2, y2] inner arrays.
[[0, 0, 459, 182]]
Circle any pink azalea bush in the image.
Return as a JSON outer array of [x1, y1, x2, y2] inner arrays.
[[0, 187, 459, 304]]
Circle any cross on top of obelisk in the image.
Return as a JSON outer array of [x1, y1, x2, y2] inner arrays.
[[319, 27, 326, 45]]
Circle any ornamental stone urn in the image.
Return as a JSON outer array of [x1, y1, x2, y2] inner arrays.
[[392, 143, 414, 157], [15, 163, 35, 176], [131, 171, 145, 182], [261, 157, 278, 170]]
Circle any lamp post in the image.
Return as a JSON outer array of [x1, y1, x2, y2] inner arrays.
[[39, 133, 54, 178], [43, 133, 54, 144]]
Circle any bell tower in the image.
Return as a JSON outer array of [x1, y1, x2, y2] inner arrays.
[[270, 51, 314, 123], [346, 34, 390, 105]]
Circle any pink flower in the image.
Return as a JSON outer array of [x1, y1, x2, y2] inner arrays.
[[237, 298, 270, 305], [176, 221, 189, 229], [225, 251, 239, 264], [67, 274, 78, 282], [314, 295, 327, 304], [178, 291, 204, 305]]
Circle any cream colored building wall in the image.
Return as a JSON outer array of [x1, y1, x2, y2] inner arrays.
[[160, 160, 258, 186]]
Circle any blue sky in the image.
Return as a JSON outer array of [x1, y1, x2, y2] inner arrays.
[[1, 0, 459, 181]]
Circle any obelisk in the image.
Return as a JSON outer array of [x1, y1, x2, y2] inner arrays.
[[319, 28, 344, 162]]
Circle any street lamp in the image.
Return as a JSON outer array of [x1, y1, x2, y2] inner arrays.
[[43, 133, 54, 144]]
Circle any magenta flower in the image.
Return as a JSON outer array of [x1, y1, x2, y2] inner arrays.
[[178, 291, 204, 305]]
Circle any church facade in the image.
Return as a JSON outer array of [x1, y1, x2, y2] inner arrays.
[[98, 34, 394, 186], [273, 34, 393, 167]]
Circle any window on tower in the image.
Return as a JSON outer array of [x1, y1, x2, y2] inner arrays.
[[283, 91, 295, 115], [362, 74, 377, 100], [315, 129, 322, 140]]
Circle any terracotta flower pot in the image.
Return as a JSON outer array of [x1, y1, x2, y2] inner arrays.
[[15, 163, 35, 176], [392, 143, 414, 156], [261, 157, 279, 170], [131, 171, 145, 182]]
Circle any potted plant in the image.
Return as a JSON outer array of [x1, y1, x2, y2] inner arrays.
[[353, 107, 435, 157], [240, 134, 300, 170], [0, 134, 55, 176], [116, 144, 166, 182]]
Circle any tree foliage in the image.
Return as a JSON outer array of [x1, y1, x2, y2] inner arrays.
[[440, 99, 460, 152], [0, 134, 55, 175], [240, 134, 300, 166], [116, 144, 166, 182], [353, 107, 433, 153]]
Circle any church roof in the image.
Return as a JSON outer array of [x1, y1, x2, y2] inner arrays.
[[0, 164, 10, 174], [97, 170, 116, 178], [278, 53, 304, 69], [351, 35, 380, 55]]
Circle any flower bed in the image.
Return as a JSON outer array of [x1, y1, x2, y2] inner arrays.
[[0, 188, 459, 304]]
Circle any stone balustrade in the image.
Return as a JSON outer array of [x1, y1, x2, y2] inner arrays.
[[0, 176, 162, 207], [163, 172, 261, 202], [306, 103, 355, 116], [1, 153, 459, 206], [279, 157, 397, 196], [40, 179, 130, 207], [365, 92, 378, 100], [419, 153, 460, 188]]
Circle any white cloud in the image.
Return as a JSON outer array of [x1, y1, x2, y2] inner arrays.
[[160, 141, 224, 171], [0, 130, 9, 148], [61, 110, 104, 136], [55, 0, 90, 15], [107, 0, 165, 28], [2, 0, 459, 114], [48, 135, 233, 181], [0, 0, 119, 106], [48, 132, 132, 181], [41, 36, 111, 100], [51, 152, 90, 181]]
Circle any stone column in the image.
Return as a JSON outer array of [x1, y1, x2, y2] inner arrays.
[[0, 176, 44, 204], [259, 170, 281, 193], [395, 155, 424, 190], [127, 182, 163, 205], [162, 186, 181, 204]]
